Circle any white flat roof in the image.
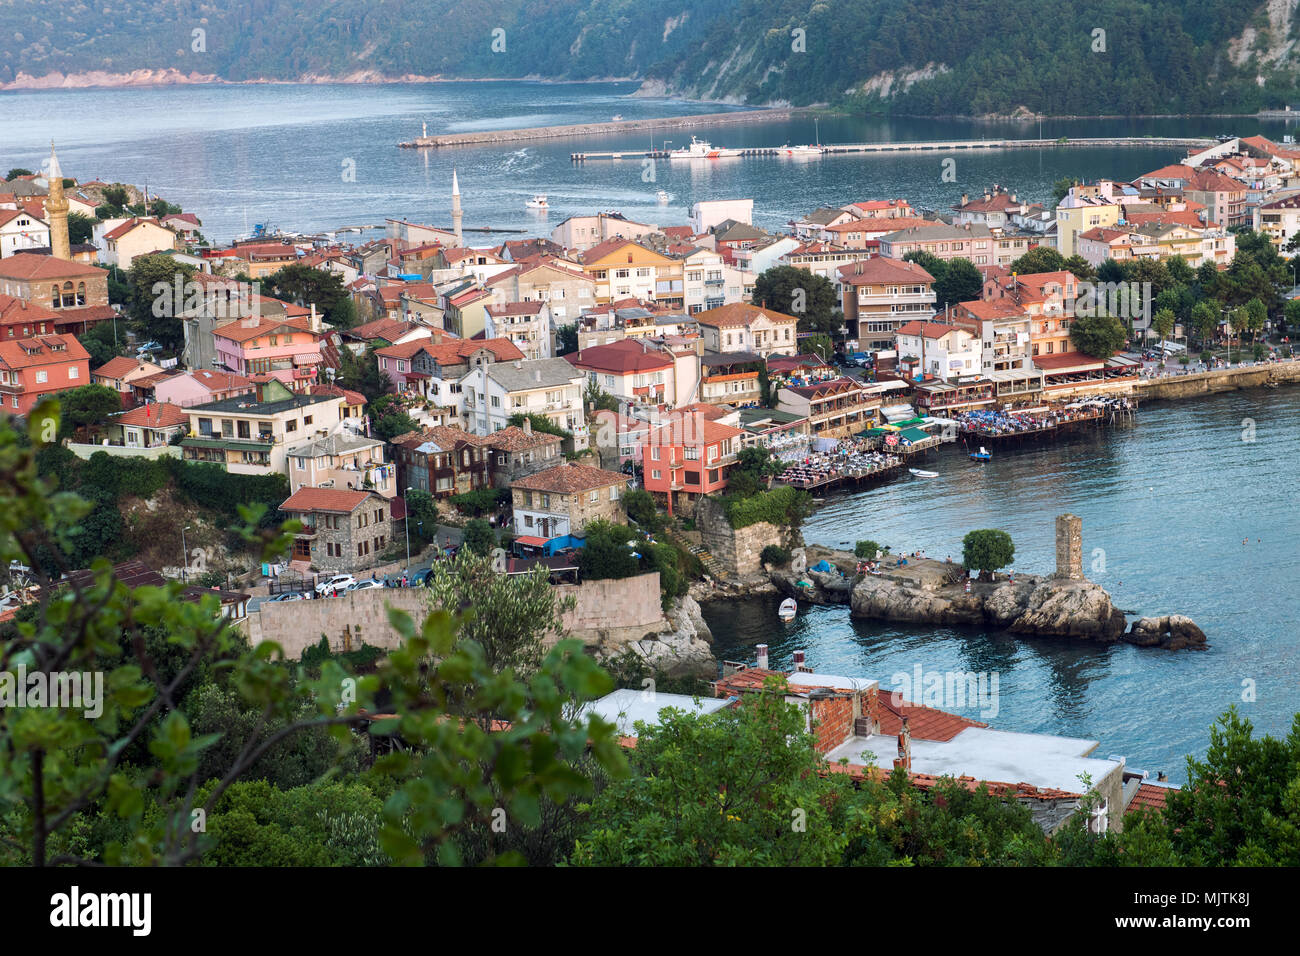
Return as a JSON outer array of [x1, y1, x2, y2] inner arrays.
[[784, 672, 879, 692], [582, 689, 731, 736], [824, 727, 1120, 794]]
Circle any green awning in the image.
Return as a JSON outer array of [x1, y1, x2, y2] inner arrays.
[[861, 427, 891, 436], [182, 437, 273, 452], [891, 417, 927, 428], [898, 427, 930, 443]]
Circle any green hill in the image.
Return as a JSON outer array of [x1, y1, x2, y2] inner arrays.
[[2, 0, 1297, 116]]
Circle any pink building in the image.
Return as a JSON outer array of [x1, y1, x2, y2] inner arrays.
[[147, 368, 256, 408], [212, 314, 323, 382]]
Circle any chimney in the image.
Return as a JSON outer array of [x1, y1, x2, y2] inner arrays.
[[895, 715, 912, 771], [792, 649, 809, 672], [522, 417, 532, 435], [1157, 771, 1168, 783], [960, 193, 968, 205], [309, 302, 321, 334], [755, 643, 769, 669]]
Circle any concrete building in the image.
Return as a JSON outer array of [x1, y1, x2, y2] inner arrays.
[[460, 357, 586, 438], [836, 257, 937, 353], [690, 199, 753, 234], [281, 488, 394, 574], [180, 391, 344, 475], [696, 303, 798, 359], [286, 431, 393, 498]]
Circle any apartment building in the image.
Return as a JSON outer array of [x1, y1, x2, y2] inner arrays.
[[836, 257, 937, 352]]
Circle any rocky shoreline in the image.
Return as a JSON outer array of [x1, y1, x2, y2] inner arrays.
[[761, 546, 1206, 650]]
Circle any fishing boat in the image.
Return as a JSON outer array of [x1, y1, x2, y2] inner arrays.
[[969, 446, 992, 461], [778, 597, 798, 622], [908, 468, 939, 478], [525, 194, 548, 209], [669, 136, 741, 160], [655, 190, 670, 203]]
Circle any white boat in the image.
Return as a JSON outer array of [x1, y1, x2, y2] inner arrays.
[[781, 144, 824, 155], [611, 114, 624, 121], [778, 597, 798, 622], [908, 468, 939, 478], [669, 136, 742, 160], [655, 190, 670, 203], [525, 194, 548, 209]]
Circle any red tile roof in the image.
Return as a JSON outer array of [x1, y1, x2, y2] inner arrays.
[[510, 462, 629, 493], [837, 257, 935, 285], [0, 253, 105, 281], [280, 488, 379, 514], [115, 402, 189, 429], [895, 320, 971, 339], [1127, 782, 1173, 814], [92, 356, 155, 379], [0, 333, 90, 370], [376, 336, 523, 365], [875, 689, 987, 742], [0, 293, 58, 324], [567, 338, 673, 374], [695, 302, 799, 329]]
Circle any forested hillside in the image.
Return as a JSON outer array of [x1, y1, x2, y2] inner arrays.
[[2, 0, 1298, 116]]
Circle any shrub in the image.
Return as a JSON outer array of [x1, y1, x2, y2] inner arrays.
[[761, 544, 791, 567], [854, 540, 882, 560], [448, 488, 506, 517], [725, 486, 813, 530]]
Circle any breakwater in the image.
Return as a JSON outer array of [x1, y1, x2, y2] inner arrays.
[[398, 108, 803, 147]]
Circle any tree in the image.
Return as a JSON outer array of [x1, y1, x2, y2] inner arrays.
[[961, 529, 1015, 580], [1191, 300, 1219, 346], [1069, 312, 1128, 358], [556, 324, 577, 355], [1051, 176, 1081, 206], [404, 489, 437, 545], [854, 540, 881, 560], [369, 394, 418, 442], [127, 254, 195, 352], [1151, 308, 1175, 344], [1061, 254, 1096, 281], [1284, 298, 1300, 337], [933, 256, 982, 308], [4, 168, 33, 181], [753, 266, 838, 336], [576, 519, 641, 581], [67, 212, 95, 246], [57, 384, 123, 438], [622, 488, 661, 533], [1244, 297, 1267, 342], [570, 682, 853, 866], [726, 444, 783, 497], [584, 377, 619, 413], [333, 346, 389, 402], [462, 518, 495, 556], [798, 332, 833, 360], [422, 548, 571, 677], [77, 321, 124, 368], [1009, 246, 1065, 275], [506, 412, 570, 439], [262, 264, 356, 329]]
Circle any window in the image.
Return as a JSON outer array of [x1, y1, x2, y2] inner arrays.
[[35, 370, 48, 384], [68, 366, 79, 379], [304, 415, 313, 426], [651, 469, 662, 480]]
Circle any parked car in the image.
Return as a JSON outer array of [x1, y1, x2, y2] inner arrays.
[[314, 573, 356, 596], [345, 578, 385, 593], [267, 591, 305, 602], [135, 340, 161, 355]]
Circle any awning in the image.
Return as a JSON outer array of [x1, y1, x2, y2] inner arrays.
[[513, 535, 549, 548], [898, 426, 930, 443], [182, 437, 273, 451]]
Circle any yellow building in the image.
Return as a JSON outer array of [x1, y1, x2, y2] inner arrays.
[[1055, 200, 1120, 258], [580, 239, 683, 306]]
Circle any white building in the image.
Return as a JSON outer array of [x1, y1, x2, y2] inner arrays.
[[484, 301, 554, 360], [690, 199, 753, 234], [894, 320, 982, 382], [460, 357, 586, 439], [0, 209, 50, 258]]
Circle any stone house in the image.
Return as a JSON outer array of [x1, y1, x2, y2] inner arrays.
[[281, 487, 394, 574], [485, 423, 564, 488], [389, 425, 493, 497], [510, 462, 628, 541]]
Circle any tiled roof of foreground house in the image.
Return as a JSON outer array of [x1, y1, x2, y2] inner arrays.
[[280, 487, 377, 513], [510, 461, 627, 493], [485, 424, 562, 452], [115, 402, 189, 429]]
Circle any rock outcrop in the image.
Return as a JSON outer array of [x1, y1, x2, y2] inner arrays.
[[847, 567, 1150, 645], [1125, 615, 1208, 650], [623, 595, 716, 678]]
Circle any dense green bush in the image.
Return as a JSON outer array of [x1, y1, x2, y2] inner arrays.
[[760, 544, 791, 567], [725, 486, 813, 530]]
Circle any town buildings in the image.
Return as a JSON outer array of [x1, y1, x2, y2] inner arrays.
[[0, 333, 91, 415], [837, 257, 937, 352], [281, 488, 394, 574], [696, 303, 798, 359], [509, 461, 628, 541]]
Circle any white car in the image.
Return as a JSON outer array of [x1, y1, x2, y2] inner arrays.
[[345, 579, 384, 592], [314, 573, 356, 596]]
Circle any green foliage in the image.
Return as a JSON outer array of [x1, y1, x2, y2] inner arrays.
[[753, 265, 839, 337], [67, 212, 95, 245], [334, 346, 389, 402], [422, 548, 571, 678], [760, 544, 790, 566], [961, 529, 1015, 579], [78, 320, 125, 368], [556, 323, 578, 356], [724, 485, 813, 531], [1009, 246, 1065, 275], [584, 377, 620, 413], [506, 411, 571, 439], [127, 253, 194, 352], [726, 444, 783, 497], [404, 489, 437, 544], [1070, 312, 1128, 359], [571, 684, 855, 866], [369, 394, 419, 442], [447, 487, 506, 517], [854, 540, 882, 560], [622, 487, 662, 533], [462, 518, 495, 556], [1151, 308, 1176, 343], [4, 168, 33, 180], [577, 519, 642, 581], [57, 384, 123, 438], [934, 257, 982, 309], [263, 263, 356, 329]]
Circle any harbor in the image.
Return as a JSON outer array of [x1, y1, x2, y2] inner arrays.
[[569, 135, 1215, 162]]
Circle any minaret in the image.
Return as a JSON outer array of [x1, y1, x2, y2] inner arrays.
[[46, 142, 71, 261], [451, 167, 463, 246]]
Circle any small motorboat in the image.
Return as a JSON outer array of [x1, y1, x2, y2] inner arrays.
[[525, 194, 548, 209], [969, 446, 992, 461], [611, 114, 624, 122], [655, 190, 670, 203], [908, 468, 939, 478], [778, 597, 798, 622]]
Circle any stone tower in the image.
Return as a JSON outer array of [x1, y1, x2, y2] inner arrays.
[[46, 142, 71, 261], [451, 167, 463, 246], [1055, 513, 1083, 580]]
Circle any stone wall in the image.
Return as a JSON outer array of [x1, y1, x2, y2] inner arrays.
[[695, 495, 802, 579], [1055, 514, 1083, 580], [242, 587, 427, 659], [1134, 360, 1300, 401], [555, 571, 666, 648]]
